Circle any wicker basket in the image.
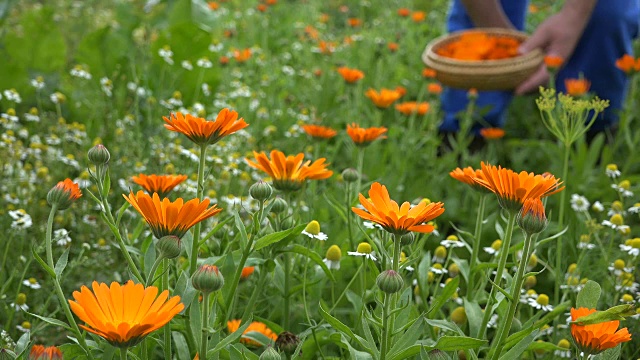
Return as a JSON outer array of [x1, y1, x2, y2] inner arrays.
[[422, 28, 543, 91]]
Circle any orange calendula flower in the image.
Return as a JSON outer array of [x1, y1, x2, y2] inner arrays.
[[411, 11, 426, 22], [318, 40, 336, 55], [352, 182, 445, 235], [302, 124, 338, 139], [479, 127, 505, 139], [47, 178, 82, 210], [207, 2, 219, 10], [28, 345, 63, 360], [388, 42, 399, 52], [256, 3, 267, 12], [336, 67, 365, 83], [227, 320, 278, 347], [397, 8, 410, 17], [348, 18, 361, 27], [518, 198, 548, 235], [123, 191, 222, 239], [132, 174, 188, 198], [241, 266, 255, 279], [615, 54, 640, 74], [544, 55, 564, 70], [472, 162, 564, 213], [395, 101, 430, 116], [346, 123, 388, 146], [365, 88, 402, 108], [245, 150, 333, 191], [571, 307, 632, 355], [449, 166, 489, 192], [427, 83, 443, 95], [422, 68, 437, 78], [233, 48, 252, 62], [69, 280, 184, 348], [437, 32, 521, 60], [163, 108, 248, 147], [564, 78, 591, 97]]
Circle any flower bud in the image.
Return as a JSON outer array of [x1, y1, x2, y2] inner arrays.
[[400, 232, 414, 245], [156, 235, 181, 259], [376, 270, 404, 294], [518, 198, 547, 235], [47, 179, 82, 210], [341, 168, 359, 183], [270, 197, 287, 214], [249, 180, 273, 201], [87, 144, 111, 166], [524, 275, 537, 289], [275, 331, 300, 355], [191, 265, 224, 294], [426, 349, 449, 360], [280, 217, 295, 230], [259, 346, 281, 360], [448, 263, 460, 277]]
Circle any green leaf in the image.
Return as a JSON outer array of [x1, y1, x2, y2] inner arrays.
[[102, 170, 111, 199], [253, 315, 284, 335], [426, 276, 459, 318], [571, 304, 635, 326], [172, 331, 190, 360], [32, 246, 55, 278], [200, 215, 234, 245], [189, 300, 202, 351], [388, 317, 425, 359], [286, 244, 335, 281], [254, 224, 305, 250], [576, 280, 601, 308], [593, 345, 621, 360], [115, 201, 130, 228], [239, 331, 273, 347], [361, 313, 380, 359], [59, 344, 89, 360], [329, 333, 373, 360], [499, 330, 538, 360], [26, 311, 72, 331], [433, 336, 486, 351], [209, 318, 253, 355], [54, 247, 70, 279], [235, 212, 249, 249], [319, 302, 367, 350], [14, 331, 30, 357], [464, 299, 484, 338]]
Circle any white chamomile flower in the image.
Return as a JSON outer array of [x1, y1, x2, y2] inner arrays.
[[54, 228, 72, 246], [11, 293, 28, 312], [323, 245, 341, 270], [22, 278, 41, 289], [301, 220, 328, 241], [592, 201, 604, 212], [181, 60, 193, 71], [520, 289, 538, 304], [605, 164, 621, 179], [608, 259, 634, 276], [9, 209, 32, 230], [528, 293, 553, 311], [16, 322, 31, 333], [570, 194, 590, 212], [440, 235, 465, 248], [629, 203, 640, 214], [484, 239, 502, 255], [429, 263, 447, 275], [348, 242, 377, 261]]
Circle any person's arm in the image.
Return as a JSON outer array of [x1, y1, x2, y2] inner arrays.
[[515, 0, 597, 95], [460, 0, 515, 28]]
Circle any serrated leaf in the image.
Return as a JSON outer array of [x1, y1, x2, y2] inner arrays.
[[576, 280, 601, 309], [388, 317, 424, 359], [172, 331, 190, 360], [254, 224, 305, 250]]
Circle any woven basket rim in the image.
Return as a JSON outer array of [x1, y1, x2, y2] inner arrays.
[[422, 28, 542, 67]]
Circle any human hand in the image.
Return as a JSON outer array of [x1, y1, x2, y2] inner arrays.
[[515, 2, 596, 95]]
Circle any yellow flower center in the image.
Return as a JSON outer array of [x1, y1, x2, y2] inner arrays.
[[622, 294, 634, 302], [631, 238, 640, 249], [614, 259, 626, 270], [524, 276, 537, 288], [433, 263, 443, 270], [448, 263, 459, 274], [326, 245, 341, 261], [491, 239, 502, 250], [7, 108, 16, 116], [427, 271, 435, 283], [610, 214, 624, 226], [21, 321, 31, 329], [528, 254, 538, 268], [16, 293, 27, 305], [566, 276, 579, 286], [579, 234, 590, 243], [612, 201, 624, 212], [400, 251, 407, 263], [606, 164, 618, 172], [356, 242, 372, 254], [28, 278, 37, 285], [305, 220, 321, 235], [557, 339, 570, 349], [434, 245, 447, 259], [618, 180, 631, 190], [526, 289, 537, 296], [536, 294, 549, 306], [446, 235, 458, 241]]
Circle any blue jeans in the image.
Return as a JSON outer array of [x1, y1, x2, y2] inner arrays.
[[439, 0, 640, 133]]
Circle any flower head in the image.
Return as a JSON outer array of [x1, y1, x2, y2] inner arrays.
[[472, 162, 564, 213], [227, 320, 278, 347], [449, 166, 490, 192], [352, 182, 445, 235], [336, 67, 364, 83], [245, 150, 333, 192], [544, 55, 564, 71], [615, 54, 640, 75], [301, 124, 337, 139], [346, 123, 387, 146], [564, 78, 591, 97], [324, 245, 342, 270], [365, 88, 402, 108], [163, 108, 248, 146], [123, 191, 222, 239], [479, 128, 505, 140], [395, 101, 430, 116], [28, 345, 63, 360], [47, 179, 82, 210], [132, 174, 188, 198], [570, 307, 632, 355], [69, 280, 184, 348]]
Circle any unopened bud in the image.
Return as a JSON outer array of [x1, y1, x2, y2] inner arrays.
[[191, 265, 224, 294], [400, 232, 414, 245], [249, 181, 273, 201], [376, 270, 404, 294], [275, 331, 300, 355], [156, 235, 181, 259], [259, 346, 281, 360], [47, 179, 82, 210], [87, 144, 111, 166], [341, 168, 359, 183], [270, 197, 288, 214], [518, 198, 547, 235]]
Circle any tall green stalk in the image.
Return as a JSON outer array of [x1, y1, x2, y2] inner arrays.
[[554, 144, 570, 305], [478, 211, 517, 339], [283, 252, 291, 330], [201, 293, 211, 360], [380, 235, 403, 359], [468, 194, 487, 299], [190, 145, 208, 275], [488, 232, 535, 359], [162, 260, 171, 360]]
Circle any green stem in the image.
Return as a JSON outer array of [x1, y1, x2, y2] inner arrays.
[[380, 293, 391, 360], [120, 348, 128, 360], [302, 254, 326, 359], [328, 263, 363, 314], [145, 256, 164, 287], [162, 260, 171, 360], [241, 266, 267, 323], [478, 211, 517, 339], [489, 233, 535, 359], [283, 252, 291, 330], [384, 235, 403, 351], [355, 148, 366, 195], [223, 241, 252, 323], [555, 143, 570, 305], [191, 144, 208, 275], [346, 182, 355, 250], [201, 292, 211, 360], [469, 195, 487, 300], [46, 205, 58, 267]]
